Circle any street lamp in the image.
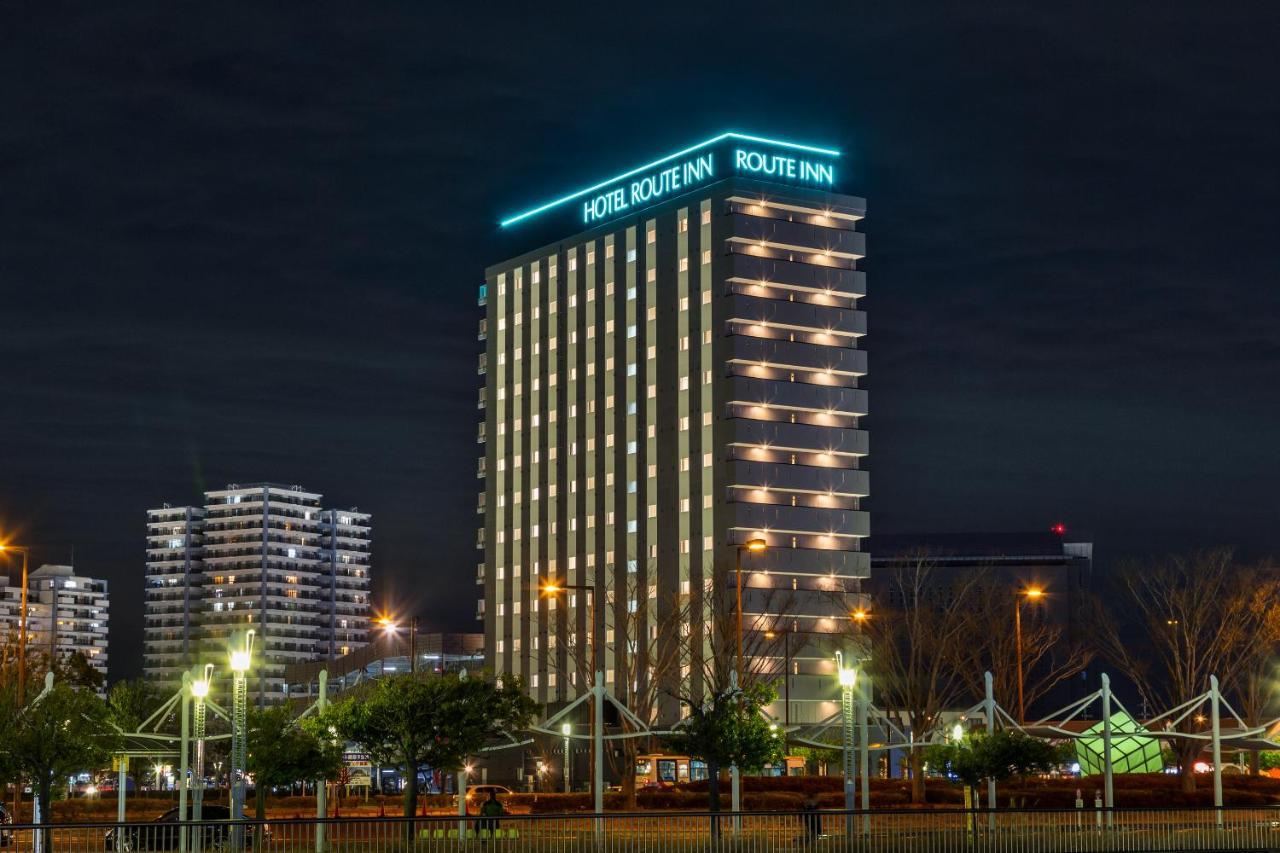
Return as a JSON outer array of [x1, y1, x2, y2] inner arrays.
[[229, 631, 254, 847], [560, 722, 572, 794], [379, 614, 420, 674], [0, 544, 31, 700], [1015, 587, 1044, 724], [543, 581, 599, 809], [836, 652, 858, 838], [735, 539, 767, 679], [190, 664, 213, 834]]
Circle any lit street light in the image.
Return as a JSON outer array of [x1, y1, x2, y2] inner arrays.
[[543, 581, 599, 810], [229, 631, 254, 848], [561, 722, 572, 794], [735, 538, 767, 679], [836, 652, 858, 839], [0, 543, 31, 700], [1015, 587, 1044, 724], [191, 663, 213, 841], [379, 613, 420, 674]]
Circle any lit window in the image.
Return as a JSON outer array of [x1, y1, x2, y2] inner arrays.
[[627, 286, 636, 300], [627, 325, 637, 338], [679, 257, 689, 272], [627, 248, 637, 263], [701, 250, 711, 265], [701, 210, 711, 225]]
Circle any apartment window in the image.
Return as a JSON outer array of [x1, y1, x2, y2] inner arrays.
[[569, 256, 577, 271], [703, 453, 713, 467], [646, 269, 656, 283], [627, 441, 637, 455], [679, 216, 688, 232], [587, 250, 596, 265], [679, 257, 689, 272], [627, 325, 637, 338], [701, 210, 712, 225], [606, 243, 615, 258], [646, 228, 656, 244], [701, 250, 712, 264], [627, 520, 638, 533], [627, 286, 636, 300], [626, 363, 637, 376], [627, 480, 637, 493], [627, 248, 637, 263], [627, 401, 637, 415]]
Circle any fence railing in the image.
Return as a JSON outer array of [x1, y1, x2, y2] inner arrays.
[[5, 806, 1280, 853]]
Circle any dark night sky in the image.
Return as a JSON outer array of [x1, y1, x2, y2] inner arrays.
[[2, 3, 1278, 681]]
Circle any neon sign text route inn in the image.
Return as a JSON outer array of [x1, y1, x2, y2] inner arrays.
[[499, 131, 840, 228]]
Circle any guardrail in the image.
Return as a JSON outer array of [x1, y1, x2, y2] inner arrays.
[[5, 806, 1280, 853]]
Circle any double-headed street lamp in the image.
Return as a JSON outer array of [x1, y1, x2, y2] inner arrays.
[[1015, 587, 1044, 724], [0, 543, 31, 699], [734, 539, 768, 678]]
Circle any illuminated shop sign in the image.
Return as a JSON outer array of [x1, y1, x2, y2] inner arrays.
[[500, 131, 840, 228]]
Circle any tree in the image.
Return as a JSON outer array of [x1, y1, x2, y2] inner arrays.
[[925, 730, 1063, 805], [12, 682, 117, 832], [1091, 550, 1280, 792], [246, 706, 342, 819], [1231, 564, 1280, 774], [859, 551, 982, 803], [318, 672, 537, 829], [664, 680, 783, 825], [956, 579, 1093, 718]]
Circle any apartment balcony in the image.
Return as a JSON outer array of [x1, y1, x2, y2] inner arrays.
[[727, 213, 866, 260], [728, 420, 869, 458], [726, 377, 867, 418], [727, 338, 866, 380], [727, 461, 869, 498], [728, 503, 869, 540], [732, 546, 869, 579], [726, 294, 866, 339], [727, 254, 865, 298]]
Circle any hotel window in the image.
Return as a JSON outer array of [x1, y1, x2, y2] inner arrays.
[[532, 269, 540, 284], [628, 480, 637, 493], [702, 290, 711, 305], [647, 384, 656, 398], [626, 363, 637, 376], [569, 294, 577, 308], [587, 250, 596, 264], [606, 243, 615, 258], [647, 228, 656, 244], [679, 377, 689, 391], [703, 453, 713, 467], [627, 324, 637, 338], [680, 458, 690, 472], [703, 494, 713, 509], [569, 256, 577, 271], [679, 415, 689, 430], [647, 345, 656, 359], [680, 335, 689, 350], [679, 216, 688, 232], [627, 248, 637, 263], [701, 210, 712, 225], [680, 498, 690, 513], [704, 535, 715, 550], [701, 250, 712, 264], [627, 286, 636, 300], [646, 269, 656, 283], [679, 258, 689, 272], [627, 401, 637, 415], [627, 520, 638, 533], [627, 441, 637, 455]]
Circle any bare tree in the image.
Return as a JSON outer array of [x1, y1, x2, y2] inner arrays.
[[957, 579, 1093, 718], [1092, 550, 1280, 793], [1226, 562, 1280, 775], [858, 551, 982, 804]]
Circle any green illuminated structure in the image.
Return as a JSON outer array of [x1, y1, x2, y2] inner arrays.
[[1076, 711, 1164, 775]]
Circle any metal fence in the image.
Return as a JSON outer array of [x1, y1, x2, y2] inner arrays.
[[6, 807, 1280, 853]]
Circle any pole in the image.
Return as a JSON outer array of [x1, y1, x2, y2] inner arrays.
[[735, 548, 744, 679], [179, 673, 190, 853], [783, 631, 791, 732], [730, 765, 741, 836], [1015, 599, 1025, 724], [593, 674, 604, 842], [1100, 673, 1114, 828], [17, 550, 29, 700], [315, 670, 328, 853], [230, 668, 248, 848], [857, 675, 870, 837], [563, 728, 571, 794], [193, 669, 207, 853], [842, 678, 854, 841], [456, 768, 468, 841], [410, 618, 418, 675], [1210, 675, 1223, 827], [984, 671, 996, 829]]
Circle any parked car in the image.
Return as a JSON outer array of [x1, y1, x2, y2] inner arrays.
[[0, 801, 13, 847], [103, 805, 267, 851], [463, 784, 513, 804]]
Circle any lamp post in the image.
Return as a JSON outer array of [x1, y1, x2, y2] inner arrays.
[[378, 614, 420, 674], [734, 539, 767, 679], [229, 631, 254, 848], [1015, 587, 1043, 724], [836, 652, 857, 841], [191, 664, 213, 842], [543, 581, 600, 812], [561, 722, 572, 794], [0, 544, 31, 700]]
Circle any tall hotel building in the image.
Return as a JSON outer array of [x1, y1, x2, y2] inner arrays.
[[145, 483, 372, 701], [481, 132, 868, 724]]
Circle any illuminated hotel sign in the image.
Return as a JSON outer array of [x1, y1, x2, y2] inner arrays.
[[500, 131, 840, 229]]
